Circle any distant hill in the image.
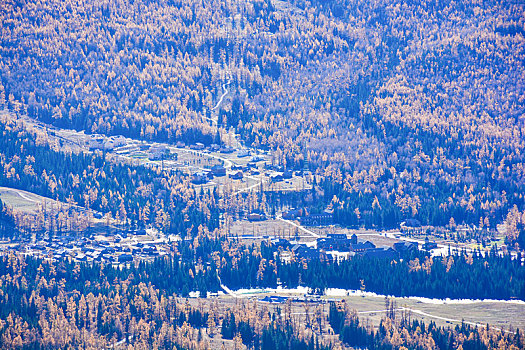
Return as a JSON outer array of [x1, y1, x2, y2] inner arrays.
[[0, 0, 523, 229]]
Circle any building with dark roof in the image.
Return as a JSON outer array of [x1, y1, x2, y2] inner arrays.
[[282, 208, 304, 220], [300, 212, 333, 226], [271, 174, 284, 182], [423, 237, 438, 250], [318, 234, 352, 251], [219, 146, 235, 153], [271, 238, 291, 249], [211, 164, 226, 176], [393, 241, 419, 253], [361, 247, 399, 260], [118, 254, 133, 263], [283, 170, 293, 179], [404, 219, 422, 227], [247, 212, 266, 221], [350, 241, 376, 252], [191, 172, 209, 184], [229, 171, 243, 180], [292, 245, 319, 261]]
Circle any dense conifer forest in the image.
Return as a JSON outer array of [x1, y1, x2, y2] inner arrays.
[[0, 239, 524, 348], [0, 251, 330, 348], [219, 241, 525, 301]]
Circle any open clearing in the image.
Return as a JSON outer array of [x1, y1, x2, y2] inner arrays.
[[340, 294, 525, 331], [183, 290, 525, 350], [0, 186, 58, 214], [207, 289, 525, 332]]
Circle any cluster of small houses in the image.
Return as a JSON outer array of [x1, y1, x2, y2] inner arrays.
[[87, 136, 300, 186], [190, 150, 267, 185], [3, 229, 170, 263], [87, 134, 127, 151], [191, 163, 249, 185], [245, 208, 335, 226], [265, 165, 303, 183], [184, 142, 236, 154], [178, 141, 305, 186], [272, 233, 439, 262], [87, 134, 175, 161]]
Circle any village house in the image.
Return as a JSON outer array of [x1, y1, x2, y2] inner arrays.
[[247, 212, 266, 221], [148, 144, 169, 160], [190, 142, 205, 150], [362, 247, 399, 260], [191, 172, 209, 184], [229, 171, 243, 180], [300, 212, 334, 226], [423, 237, 438, 250], [393, 241, 419, 253], [211, 164, 226, 176]]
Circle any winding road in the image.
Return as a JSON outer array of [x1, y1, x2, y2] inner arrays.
[[202, 78, 231, 126], [212, 79, 231, 111], [399, 307, 511, 333], [234, 174, 265, 195], [356, 307, 510, 333], [16, 190, 37, 203], [218, 276, 243, 299]]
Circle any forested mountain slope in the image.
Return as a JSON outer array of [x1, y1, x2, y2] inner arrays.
[[0, 0, 523, 228]]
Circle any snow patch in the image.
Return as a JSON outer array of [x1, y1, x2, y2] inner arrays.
[[224, 285, 525, 305], [325, 288, 525, 305]]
